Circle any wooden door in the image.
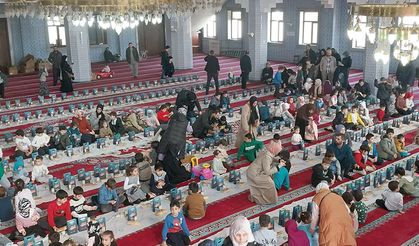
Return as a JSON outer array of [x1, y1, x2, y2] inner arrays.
[[0, 19, 11, 72], [138, 21, 165, 56]]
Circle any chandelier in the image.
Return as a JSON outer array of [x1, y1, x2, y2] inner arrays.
[[4, 0, 223, 35], [347, 3, 419, 66]]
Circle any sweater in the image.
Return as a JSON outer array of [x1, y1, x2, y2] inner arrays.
[[345, 112, 365, 127], [399, 176, 419, 197], [47, 200, 71, 227], [138, 161, 152, 182], [273, 71, 283, 85], [376, 109, 385, 122], [98, 184, 118, 205], [237, 140, 264, 162], [327, 143, 356, 169], [99, 127, 113, 138], [212, 157, 227, 175], [354, 201, 368, 224], [31, 164, 49, 181], [184, 193, 206, 219], [162, 213, 190, 241], [72, 117, 92, 134], [253, 227, 278, 246], [311, 164, 334, 187], [382, 190, 403, 212], [31, 134, 50, 148], [394, 138, 406, 153], [70, 196, 95, 218], [15, 208, 39, 232], [353, 150, 374, 170], [157, 110, 171, 124], [377, 135, 398, 160]]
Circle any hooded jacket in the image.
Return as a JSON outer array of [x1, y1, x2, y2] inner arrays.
[[377, 134, 398, 160]]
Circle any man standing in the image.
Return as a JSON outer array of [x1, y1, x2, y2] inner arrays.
[[319, 48, 337, 83], [305, 44, 318, 65], [240, 50, 252, 89], [204, 50, 220, 95], [48, 46, 62, 86], [160, 45, 170, 79], [125, 42, 140, 78]]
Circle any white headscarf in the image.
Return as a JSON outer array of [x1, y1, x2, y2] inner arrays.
[[229, 216, 255, 246], [178, 106, 187, 116], [315, 181, 330, 193]]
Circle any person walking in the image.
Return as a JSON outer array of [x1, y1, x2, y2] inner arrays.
[[125, 42, 140, 78], [60, 56, 74, 93], [204, 50, 220, 95], [160, 45, 170, 79], [48, 46, 62, 86], [240, 50, 252, 89]]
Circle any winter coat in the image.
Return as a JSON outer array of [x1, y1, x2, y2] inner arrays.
[[240, 54, 252, 73], [158, 112, 189, 159], [375, 80, 392, 100], [235, 103, 260, 148], [192, 110, 214, 138], [377, 134, 398, 160], [204, 55, 220, 74]]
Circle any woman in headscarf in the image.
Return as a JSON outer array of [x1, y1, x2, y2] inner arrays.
[[246, 141, 282, 205], [157, 107, 191, 184], [223, 216, 261, 246], [358, 101, 373, 126], [235, 96, 260, 148], [310, 182, 356, 246], [60, 55, 74, 93], [89, 104, 108, 134], [295, 103, 315, 141], [285, 220, 310, 246], [309, 79, 323, 99]]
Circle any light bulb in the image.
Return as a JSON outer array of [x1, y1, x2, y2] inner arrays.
[[367, 27, 376, 43], [409, 29, 418, 43], [79, 17, 87, 26], [374, 51, 381, 62], [115, 25, 123, 35]]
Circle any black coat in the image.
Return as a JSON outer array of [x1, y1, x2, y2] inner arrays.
[[161, 50, 170, 67], [342, 56, 352, 69], [125, 46, 139, 64], [354, 82, 370, 97], [192, 110, 213, 138], [261, 67, 273, 80], [158, 112, 189, 159], [204, 55, 220, 74], [311, 164, 334, 187], [240, 54, 252, 73], [109, 118, 125, 135], [375, 80, 392, 100], [396, 62, 416, 87], [176, 89, 202, 112], [60, 59, 73, 93], [307, 49, 318, 64]]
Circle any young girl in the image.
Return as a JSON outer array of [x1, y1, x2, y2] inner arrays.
[[297, 211, 319, 246], [101, 65, 111, 73], [291, 126, 303, 151], [39, 61, 49, 96], [305, 117, 318, 142], [273, 157, 290, 190], [358, 101, 373, 127], [337, 89, 348, 106], [99, 120, 113, 138], [124, 165, 154, 204], [394, 134, 410, 158], [156, 104, 172, 124], [31, 156, 52, 183], [212, 150, 227, 175], [287, 97, 297, 116], [227, 68, 235, 83], [329, 90, 339, 109], [99, 230, 117, 246]]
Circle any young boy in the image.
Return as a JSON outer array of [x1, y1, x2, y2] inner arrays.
[[218, 116, 231, 135], [376, 103, 386, 123], [98, 178, 120, 213], [353, 145, 376, 176], [162, 200, 191, 246], [362, 133, 383, 165], [311, 156, 335, 187], [15, 129, 33, 159], [32, 156, 53, 183], [0, 186, 14, 222], [375, 180, 404, 213], [147, 141, 159, 167], [394, 134, 410, 158], [31, 127, 50, 156], [47, 189, 72, 232], [237, 133, 264, 162], [352, 190, 368, 224], [87, 215, 104, 246], [253, 214, 277, 246], [345, 106, 365, 130], [70, 186, 97, 218], [183, 182, 206, 220], [150, 163, 175, 196], [377, 128, 398, 161], [48, 232, 62, 246], [395, 167, 419, 197], [52, 125, 71, 150]]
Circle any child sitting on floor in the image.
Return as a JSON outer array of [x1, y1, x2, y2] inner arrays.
[[47, 189, 72, 232], [362, 133, 383, 165], [183, 182, 206, 220], [52, 125, 71, 151], [273, 156, 290, 191], [216, 139, 230, 165], [394, 134, 410, 158], [353, 145, 376, 176], [345, 106, 366, 130], [395, 167, 419, 197], [31, 127, 51, 156], [305, 117, 318, 142], [212, 150, 227, 175], [297, 211, 319, 246], [70, 186, 97, 219], [218, 116, 232, 135], [291, 126, 303, 151], [162, 200, 191, 246], [376, 103, 387, 123], [99, 230, 118, 246], [237, 133, 264, 162], [87, 215, 104, 246], [0, 186, 14, 222], [150, 163, 175, 196], [135, 152, 152, 189], [376, 180, 404, 213], [324, 150, 342, 181], [405, 92, 415, 110], [342, 191, 358, 232], [253, 214, 277, 246], [99, 121, 113, 138], [124, 165, 154, 205], [352, 190, 368, 224], [13, 158, 29, 183], [98, 178, 121, 213], [101, 65, 111, 73], [15, 129, 33, 159], [31, 155, 53, 183]]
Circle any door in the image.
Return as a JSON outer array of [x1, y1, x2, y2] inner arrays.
[[0, 19, 11, 72], [138, 21, 165, 56]]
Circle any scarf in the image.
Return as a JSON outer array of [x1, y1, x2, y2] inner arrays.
[[285, 220, 310, 246], [229, 216, 255, 246]]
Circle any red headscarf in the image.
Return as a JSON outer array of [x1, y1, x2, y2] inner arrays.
[[405, 92, 413, 99], [285, 219, 310, 246]]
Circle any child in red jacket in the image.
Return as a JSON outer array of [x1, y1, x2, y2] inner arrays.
[[47, 189, 71, 232], [353, 145, 376, 175], [376, 103, 386, 123]]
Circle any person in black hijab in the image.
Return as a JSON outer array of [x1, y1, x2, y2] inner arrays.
[[60, 55, 74, 93], [175, 89, 202, 120]]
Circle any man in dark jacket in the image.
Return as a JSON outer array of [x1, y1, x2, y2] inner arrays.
[[375, 77, 392, 115], [305, 44, 318, 64], [396, 61, 416, 89], [175, 89, 202, 120], [353, 79, 370, 100], [160, 45, 170, 79], [104, 47, 119, 64], [192, 109, 219, 138], [261, 62, 273, 84], [341, 51, 352, 90], [125, 42, 140, 78], [48, 46, 62, 86], [204, 50, 220, 95], [240, 50, 252, 89], [327, 134, 356, 179]]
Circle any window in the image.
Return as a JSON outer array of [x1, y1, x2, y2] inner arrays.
[[351, 16, 367, 49], [298, 11, 318, 45], [268, 10, 284, 42], [228, 11, 242, 40], [203, 15, 217, 38], [89, 19, 107, 45], [47, 17, 66, 46], [399, 16, 419, 27]]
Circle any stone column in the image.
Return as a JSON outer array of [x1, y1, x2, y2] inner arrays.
[[364, 40, 390, 95], [168, 14, 193, 69], [65, 20, 91, 82]]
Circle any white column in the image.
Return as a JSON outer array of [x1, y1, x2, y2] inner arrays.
[[168, 14, 193, 69], [66, 20, 91, 82]]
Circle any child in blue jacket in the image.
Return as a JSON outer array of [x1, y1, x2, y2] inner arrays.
[[273, 66, 285, 98], [162, 200, 190, 246]]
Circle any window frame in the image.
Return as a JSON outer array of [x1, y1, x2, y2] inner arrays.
[[227, 10, 242, 40], [47, 18, 67, 47], [298, 11, 319, 46], [203, 15, 217, 39], [268, 10, 284, 43]]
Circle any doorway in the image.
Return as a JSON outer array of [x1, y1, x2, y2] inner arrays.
[[138, 21, 165, 56], [0, 19, 11, 73]]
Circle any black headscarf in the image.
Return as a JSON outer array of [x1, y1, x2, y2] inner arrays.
[[96, 104, 104, 118], [248, 96, 259, 126]]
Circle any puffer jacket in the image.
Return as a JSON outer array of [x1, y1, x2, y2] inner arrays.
[[377, 134, 398, 160]]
